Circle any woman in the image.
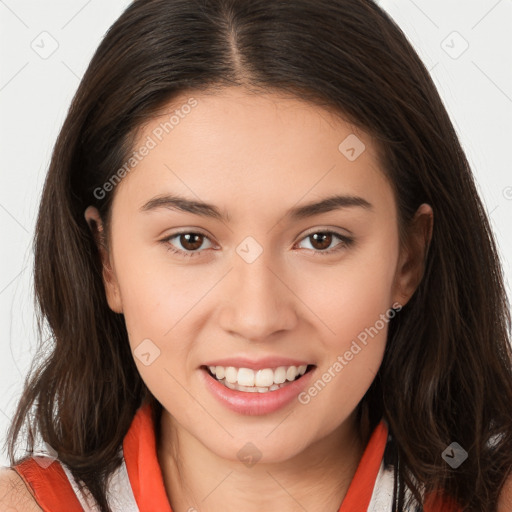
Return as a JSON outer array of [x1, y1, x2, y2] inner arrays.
[[1, 0, 512, 510]]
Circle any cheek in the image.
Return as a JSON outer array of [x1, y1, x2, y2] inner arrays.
[[112, 238, 200, 339], [111, 241, 215, 400], [296, 288, 392, 434], [115, 259, 198, 411], [297, 334, 386, 440], [293, 230, 399, 343], [291, 233, 397, 419]]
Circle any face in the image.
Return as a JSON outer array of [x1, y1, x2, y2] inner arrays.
[[86, 87, 431, 463]]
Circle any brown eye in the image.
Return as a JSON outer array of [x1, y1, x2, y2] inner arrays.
[[297, 230, 354, 255], [162, 231, 214, 257], [308, 232, 333, 251], [178, 233, 204, 251]]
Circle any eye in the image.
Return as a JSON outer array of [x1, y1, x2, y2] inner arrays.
[[296, 230, 354, 255], [162, 231, 214, 258]]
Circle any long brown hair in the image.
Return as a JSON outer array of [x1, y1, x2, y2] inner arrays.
[[5, 0, 512, 510]]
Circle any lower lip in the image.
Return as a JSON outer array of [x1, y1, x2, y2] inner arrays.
[[200, 366, 316, 416]]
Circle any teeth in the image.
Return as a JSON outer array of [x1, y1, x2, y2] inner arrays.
[[274, 367, 287, 384], [286, 366, 298, 381], [238, 367, 255, 387], [225, 366, 238, 384], [223, 379, 290, 393], [208, 364, 309, 390]]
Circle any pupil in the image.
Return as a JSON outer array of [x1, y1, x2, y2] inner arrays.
[[182, 233, 202, 250], [312, 233, 331, 250]]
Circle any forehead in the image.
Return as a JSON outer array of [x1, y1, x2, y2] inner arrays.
[[112, 87, 395, 220]]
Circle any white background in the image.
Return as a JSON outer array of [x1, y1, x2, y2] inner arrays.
[[0, 0, 511, 466]]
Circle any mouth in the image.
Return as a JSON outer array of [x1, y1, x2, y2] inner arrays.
[[201, 364, 316, 394]]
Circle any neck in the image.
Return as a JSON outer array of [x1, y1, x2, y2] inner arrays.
[[157, 409, 365, 512]]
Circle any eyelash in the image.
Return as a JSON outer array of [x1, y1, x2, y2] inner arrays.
[[161, 229, 354, 258]]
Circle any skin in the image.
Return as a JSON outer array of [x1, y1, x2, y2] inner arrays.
[[84, 87, 433, 512], [0, 469, 44, 511]]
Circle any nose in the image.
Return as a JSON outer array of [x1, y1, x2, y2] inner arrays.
[[217, 249, 298, 342]]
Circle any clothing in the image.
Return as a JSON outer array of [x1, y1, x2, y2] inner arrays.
[[12, 403, 460, 511]]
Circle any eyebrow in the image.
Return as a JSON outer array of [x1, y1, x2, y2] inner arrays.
[[140, 193, 373, 222]]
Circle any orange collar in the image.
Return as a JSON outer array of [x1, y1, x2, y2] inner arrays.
[[338, 419, 389, 510], [122, 402, 173, 512]]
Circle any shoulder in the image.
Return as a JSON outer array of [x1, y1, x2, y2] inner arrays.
[[0, 468, 43, 511], [498, 473, 512, 512]]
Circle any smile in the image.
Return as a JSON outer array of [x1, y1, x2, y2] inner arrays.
[[203, 364, 314, 393]]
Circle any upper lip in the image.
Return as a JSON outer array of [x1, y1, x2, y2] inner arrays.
[[202, 356, 314, 371]]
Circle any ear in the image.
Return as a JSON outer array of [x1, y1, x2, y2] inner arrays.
[[391, 203, 433, 308], [84, 206, 123, 314]]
